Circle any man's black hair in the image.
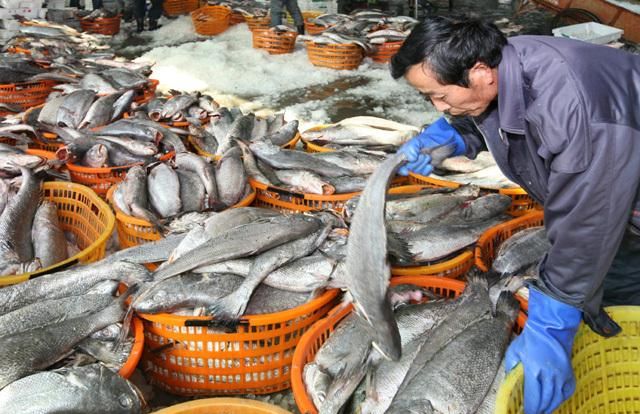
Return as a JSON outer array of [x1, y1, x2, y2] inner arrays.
[[390, 16, 507, 87]]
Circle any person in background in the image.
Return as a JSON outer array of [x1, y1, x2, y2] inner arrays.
[[134, 0, 163, 32], [391, 16, 640, 414], [270, 0, 305, 34]]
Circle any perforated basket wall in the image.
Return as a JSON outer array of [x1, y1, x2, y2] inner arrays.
[[163, 0, 199, 16], [252, 29, 298, 55], [306, 41, 363, 70], [139, 289, 341, 396], [79, 15, 121, 35], [370, 40, 403, 63], [245, 15, 270, 31], [0, 80, 57, 111], [191, 5, 231, 36]]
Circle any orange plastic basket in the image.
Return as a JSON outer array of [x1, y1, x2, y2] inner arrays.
[[291, 275, 527, 414], [370, 40, 403, 64], [79, 15, 121, 35], [252, 29, 298, 55], [134, 79, 159, 105], [408, 172, 541, 217], [300, 125, 334, 153], [305, 22, 331, 35], [229, 11, 245, 25], [306, 42, 364, 70], [138, 289, 341, 396], [475, 210, 545, 273], [152, 397, 293, 413], [67, 151, 174, 198], [245, 15, 270, 31], [106, 183, 256, 250], [0, 80, 57, 111], [188, 132, 300, 160], [0, 181, 115, 286], [191, 5, 231, 36], [163, 0, 199, 16]]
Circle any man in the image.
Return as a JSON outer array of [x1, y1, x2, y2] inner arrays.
[[270, 0, 305, 34], [134, 0, 163, 32], [391, 16, 640, 414]]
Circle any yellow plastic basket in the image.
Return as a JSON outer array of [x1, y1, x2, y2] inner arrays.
[[0, 182, 115, 286], [151, 397, 292, 413], [496, 306, 640, 414]]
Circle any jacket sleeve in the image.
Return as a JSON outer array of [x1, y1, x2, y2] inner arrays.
[[531, 117, 640, 311], [450, 116, 487, 159]]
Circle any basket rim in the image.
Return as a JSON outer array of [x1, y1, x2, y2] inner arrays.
[[0, 78, 58, 90], [119, 316, 145, 378], [408, 171, 525, 193], [474, 210, 545, 272], [0, 181, 115, 285], [137, 288, 340, 326], [151, 397, 293, 413]]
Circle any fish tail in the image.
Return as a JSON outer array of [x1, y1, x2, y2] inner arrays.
[[206, 290, 249, 324], [495, 290, 520, 321]]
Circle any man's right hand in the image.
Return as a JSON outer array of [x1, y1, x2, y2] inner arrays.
[[397, 116, 466, 176]]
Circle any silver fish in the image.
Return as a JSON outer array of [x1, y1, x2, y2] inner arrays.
[[31, 201, 67, 268]]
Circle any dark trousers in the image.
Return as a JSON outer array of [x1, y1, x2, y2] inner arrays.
[[134, 0, 163, 20], [602, 228, 640, 306], [270, 0, 303, 27]]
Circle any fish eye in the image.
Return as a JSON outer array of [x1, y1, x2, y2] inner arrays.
[[118, 395, 133, 408]]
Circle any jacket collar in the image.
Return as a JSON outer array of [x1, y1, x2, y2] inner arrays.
[[496, 41, 527, 135]]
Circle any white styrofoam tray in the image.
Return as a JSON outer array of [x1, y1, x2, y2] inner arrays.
[[552, 22, 624, 45]]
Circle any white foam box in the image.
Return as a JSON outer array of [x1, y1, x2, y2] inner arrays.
[[298, 0, 337, 13], [0, 6, 42, 18], [0, 18, 20, 29], [47, 0, 66, 8], [552, 22, 623, 45]]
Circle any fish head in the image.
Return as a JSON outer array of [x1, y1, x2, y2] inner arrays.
[[133, 287, 171, 313], [462, 193, 512, 221]]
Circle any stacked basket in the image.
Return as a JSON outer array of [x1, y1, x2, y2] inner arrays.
[[0, 80, 58, 113], [370, 40, 404, 64], [191, 5, 231, 36], [252, 29, 298, 55], [245, 15, 271, 31]]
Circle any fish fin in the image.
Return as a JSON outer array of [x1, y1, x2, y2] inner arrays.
[[205, 289, 250, 324], [495, 290, 520, 320], [113, 284, 141, 351], [485, 269, 502, 287], [465, 268, 491, 290], [386, 231, 414, 264]]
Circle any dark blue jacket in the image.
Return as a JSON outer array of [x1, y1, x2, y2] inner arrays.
[[456, 36, 640, 335]]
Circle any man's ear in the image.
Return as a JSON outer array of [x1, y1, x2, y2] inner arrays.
[[469, 62, 497, 86]]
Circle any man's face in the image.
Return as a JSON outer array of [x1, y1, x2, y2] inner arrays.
[[405, 62, 498, 117]]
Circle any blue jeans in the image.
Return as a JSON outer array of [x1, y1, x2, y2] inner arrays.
[[270, 0, 303, 26]]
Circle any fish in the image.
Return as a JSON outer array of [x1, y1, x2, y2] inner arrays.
[[217, 113, 255, 156], [176, 169, 207, 213], [103, 233, 186, 265], [0, 292, 130, 388], [56, 89, 96, 129], [302, 123, 415, 147], [79, 73, 119, 95], [250, 141, 353, 178], [31, 200, 67, 268], [492, 226, 549, 276], [0, 364, 143, 413], [431, 164, 519, 189], [274, 169, 335, 195], [215, 147, 247, 208], [0, 166, 41, 275], [133, 272, 313, 315], [437, 151, 497, 174], [387, 292, 519, 414], [195, 254, 338, 293], [82, 144, 109, 168], [174, 152, 218, 210], [0, 292, 115, 337], [149, 213, 322, 282], [147, 162, 181, 218], [263, 120, 298, 146], [0, 260, 150, 315], [237, 140, 274, 185], [95, 135, 158, 157], [207, 224, 330, 321], [121, 166, 164, 230]]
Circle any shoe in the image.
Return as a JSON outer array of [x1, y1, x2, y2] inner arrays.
[[296, 24, 305, 35], [149, 19, 161, 31], [136, 18, 144, 32]]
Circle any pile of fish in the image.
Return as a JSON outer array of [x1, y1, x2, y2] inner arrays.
[[430, 152, 520, 189], [301, 116, 419, 152], [304, 277, 520, 414], [0, 259, 151, 412], [129, 90, 220, 124], [52, 68, 152, 95], [246, 139, 391, 194], [209, 0, 269, 17], [118, 207, 349, 322], [112, 150, 250, 223], [0, 157, 82, 276], [38, 117, 187, 167], [186, 107, 299, 157], [300, 11, 418, 51], [343, 184, 513, 265]]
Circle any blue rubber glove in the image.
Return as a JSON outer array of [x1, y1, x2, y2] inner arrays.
[[505, 287, 582, 414], [397, 116, 466, 176]]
